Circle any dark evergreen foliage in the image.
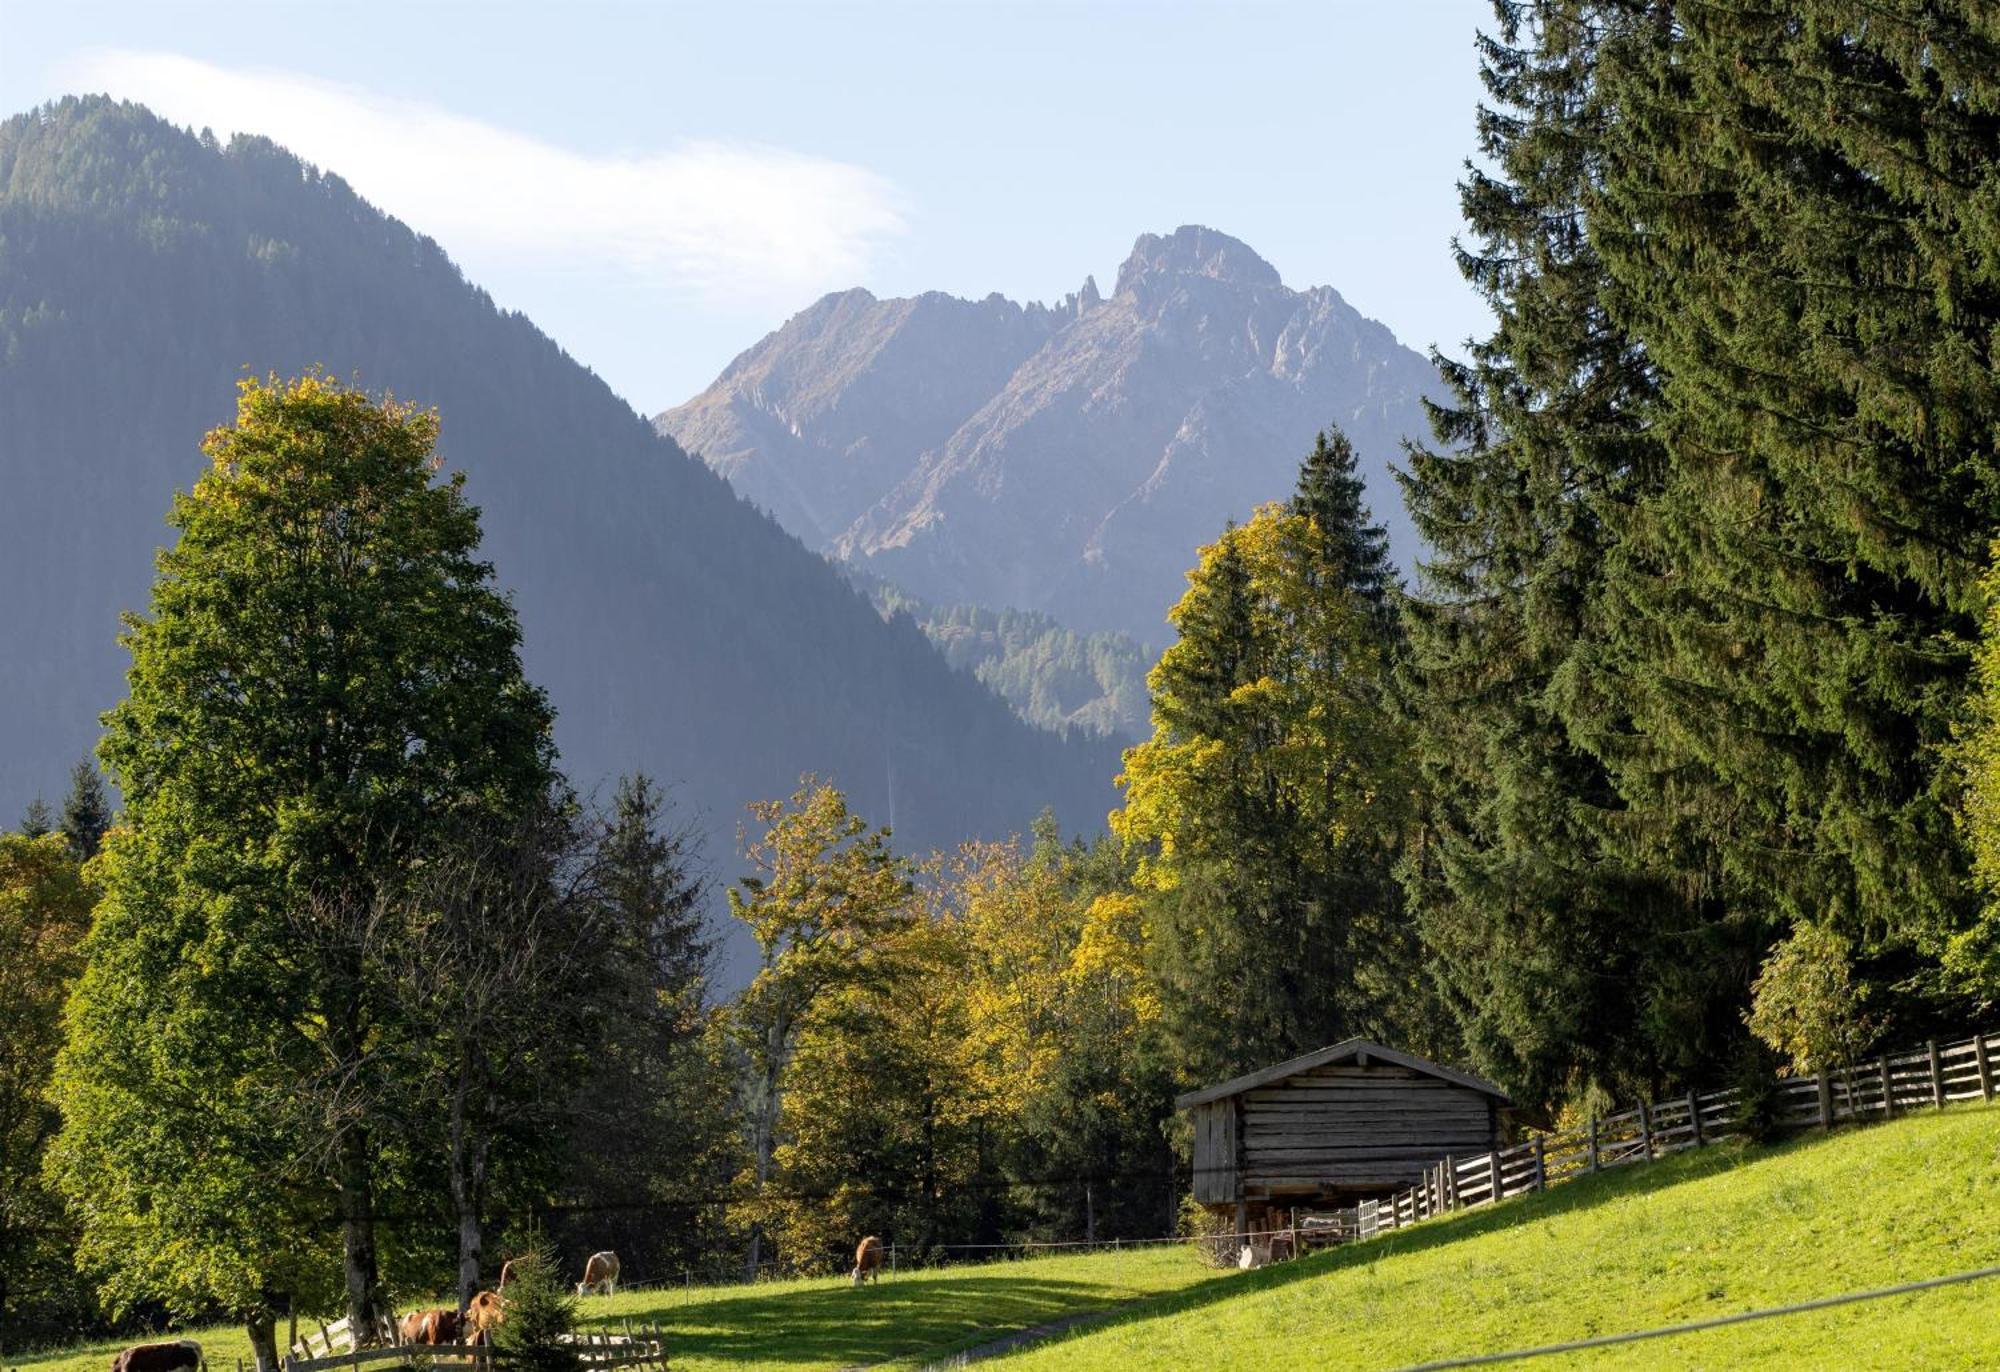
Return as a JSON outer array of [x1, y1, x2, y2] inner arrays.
[[18, 797, 52, 838], [547, 775, 743, 1281], [1588, 0, 2000, 1027], [1130, 426, 1427, 1087], [58, 758, 111, 862], [1397, 0, 1750, 1107], [1399, 0, 2000, 1108]]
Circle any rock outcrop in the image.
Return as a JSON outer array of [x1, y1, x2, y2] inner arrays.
[[659, 226, 1441, 643]]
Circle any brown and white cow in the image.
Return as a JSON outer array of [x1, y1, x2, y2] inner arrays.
[[464, 1290, 508, 1344], [850, 1236, 883, 1286], [575, 1250, 619, 1297], [399, 1309, 464, 1346], [110, 1342, 204, 1372]]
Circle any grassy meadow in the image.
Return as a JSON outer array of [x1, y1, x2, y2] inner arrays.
[[992, 1102, 2000, 1370], [7, 1246, 1210, 1372], [18, 1103, 2000, 1372]]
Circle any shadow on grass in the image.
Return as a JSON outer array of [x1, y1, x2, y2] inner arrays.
[[592, 1273, 1172, 1367]]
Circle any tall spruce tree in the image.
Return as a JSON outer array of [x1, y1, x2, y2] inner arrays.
[[1119, 428, 1422, 1086], [1588, 1, 2000, 1034], [1397, 0, 1751, 1107]]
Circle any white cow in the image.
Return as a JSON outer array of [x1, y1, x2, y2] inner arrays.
[[576, 1250, 620, 1297]]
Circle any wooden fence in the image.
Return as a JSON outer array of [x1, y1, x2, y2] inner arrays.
[[290, 1315, 398, 1363], [281, 1327, 668, 1372], [1358, 1026, 2000, 1240]]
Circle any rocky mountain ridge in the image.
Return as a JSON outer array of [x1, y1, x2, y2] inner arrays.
[[659, 225, 1441, 643]]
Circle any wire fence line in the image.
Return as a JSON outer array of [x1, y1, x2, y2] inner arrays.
[[1385, 1263, 2000, 1370]]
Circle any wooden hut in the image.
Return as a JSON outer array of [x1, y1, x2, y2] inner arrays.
[[1179, 1038, 1509, 1238]]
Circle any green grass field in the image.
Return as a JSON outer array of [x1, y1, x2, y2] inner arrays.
[[18, 1102, 1999, 1372], [993, 1101, 2000, 1370], [8, 1246, 1208, 1372]]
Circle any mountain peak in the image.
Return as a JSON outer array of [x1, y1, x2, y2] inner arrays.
[[1114, 225, 1281, 296]]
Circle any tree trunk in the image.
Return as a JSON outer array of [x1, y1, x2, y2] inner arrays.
[[1084, 1181, 1096, 1245], [246, 1308, 281, 1372], [449, 1055, 489, 1312], [744, 1048, 780, 1281], [339, 1127, 386, 1339]]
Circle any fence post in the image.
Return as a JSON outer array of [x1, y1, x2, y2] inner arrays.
[[1532, 1136, 1546, 1191], [1977, 1035, 1995, 1102], [1586, 1114, 1599, 1172], [1687, 1090, 1702, 1147], [1879, 1056, 1894, 1117], [1817, 1066, 1833, 1130], [1638, 1100, 1653, 1160], [1928, 1041, 1944, 1109], [1488, 1150, 1502, 1204], [1444, 1155, 1456, 1211]]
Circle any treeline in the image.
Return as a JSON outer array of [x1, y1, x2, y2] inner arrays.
[[0, 375, 1172, 1357], [1395, 0, 2000, 1104], [12, 0, 2000, 1356]]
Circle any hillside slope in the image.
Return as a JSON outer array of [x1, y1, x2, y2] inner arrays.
[[851, 572, 1153, 739], [999, 1104, 2000, 1370], [0, 99, 1121, 944], [658, 226, 1440, 644]]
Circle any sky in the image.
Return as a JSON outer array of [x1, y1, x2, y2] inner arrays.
[[0, 0, 1497, 415]]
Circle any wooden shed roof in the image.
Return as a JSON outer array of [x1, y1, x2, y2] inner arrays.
[[1174, 1038, 1511, 1111]]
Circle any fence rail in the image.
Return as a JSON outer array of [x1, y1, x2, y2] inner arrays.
[[1357, 1027, 2000, 1241]]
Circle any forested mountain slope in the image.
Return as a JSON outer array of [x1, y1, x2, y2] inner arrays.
[[658, 227, 1440, 644], [0, 98, 1121, 928], [852, 572, 1152, 739]]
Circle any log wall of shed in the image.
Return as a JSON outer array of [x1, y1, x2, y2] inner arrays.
[[1190, 1099, 1238, 1204], [1238, 1064, 1497, 1194]]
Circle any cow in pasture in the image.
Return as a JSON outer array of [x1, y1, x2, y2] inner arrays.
[[399, 1309, 464, 1345], [110, 1342, 204, 1372], [465, 1290, 508, 1343], [850, 1236, 883, 1286], [575, 1250, 620, 1297]]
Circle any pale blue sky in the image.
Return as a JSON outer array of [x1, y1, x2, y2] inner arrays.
[[1, 0, 1497, 413]]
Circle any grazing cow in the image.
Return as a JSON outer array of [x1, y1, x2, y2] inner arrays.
[[110, 1342, 204, 1372], [575, 1250, 619, 1297], [850, 1236, 884, 1286], [399, 1309, 464, 1346], [465, 1290, 508, 1344]]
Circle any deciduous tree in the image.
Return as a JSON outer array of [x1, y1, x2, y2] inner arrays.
[[50, 373, 557, 1356]]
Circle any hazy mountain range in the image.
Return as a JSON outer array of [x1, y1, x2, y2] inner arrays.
[[0, 97, 1121, 964], [659, 225, 1441, 645]]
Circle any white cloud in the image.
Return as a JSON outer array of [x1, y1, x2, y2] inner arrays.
[[60, 50, 908, 309]]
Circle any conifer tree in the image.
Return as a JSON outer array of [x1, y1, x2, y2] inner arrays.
[[18, 798, 53, 838], [1119, 428, 1420, 1085], [58, 758, 111, 862], [1397, 0, 1750, 1105], [1588, 0, 2000, 1028]]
